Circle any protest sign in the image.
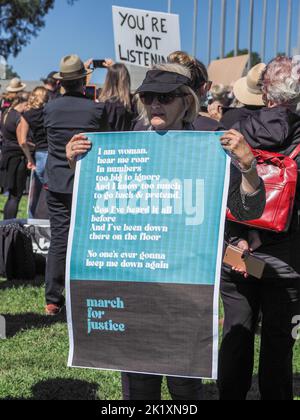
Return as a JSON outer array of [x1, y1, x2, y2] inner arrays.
[[112, 6, 181, 68], [66, 131, 230, 379], [208, 55, 250, 87]]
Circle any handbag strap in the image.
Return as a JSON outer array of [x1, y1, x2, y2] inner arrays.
[[289, 143, 300, 160]]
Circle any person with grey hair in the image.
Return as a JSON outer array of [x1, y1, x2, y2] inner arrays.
[[219, 56, 300, 401]]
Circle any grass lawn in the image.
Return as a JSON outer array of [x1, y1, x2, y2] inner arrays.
[[0, 195, 299, 400]]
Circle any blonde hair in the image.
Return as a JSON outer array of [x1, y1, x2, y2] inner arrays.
[[3, 92, 29, 124], [99, 63, 131, 111], [27, 87, 49, 110], [168, 51, 209, 92], [137, 63, 200, 126]]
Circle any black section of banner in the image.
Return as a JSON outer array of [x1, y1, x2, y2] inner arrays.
[[70, 280, 215, 378]]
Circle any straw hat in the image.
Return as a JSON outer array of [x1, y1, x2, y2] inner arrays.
[[53, 54, 93, 81], [233, 63, 266, 106], [6, 78, 27, 93]]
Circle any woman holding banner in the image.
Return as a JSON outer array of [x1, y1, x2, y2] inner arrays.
[[67, 63, 266, 400]]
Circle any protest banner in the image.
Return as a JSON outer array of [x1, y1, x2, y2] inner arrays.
[[112, 6, 181, 68], [66, 131, 230, 379]]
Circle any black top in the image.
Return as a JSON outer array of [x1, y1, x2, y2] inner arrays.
[[44, 92, 106, 194], [1, 109, 23, 156], [47, 89, 61, 102], [23, 107, 48, 151], [233, 106, 300, 155], [221, 106, 263, 130], [193, 115, 225, 131], [133, 114, 224, 132], [105, 98, 133, 132]]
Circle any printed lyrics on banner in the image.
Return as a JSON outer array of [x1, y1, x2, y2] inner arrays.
[[86, 146, 205, 277]]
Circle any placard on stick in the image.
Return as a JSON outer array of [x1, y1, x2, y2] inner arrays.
[[112, 6, 181, 68]]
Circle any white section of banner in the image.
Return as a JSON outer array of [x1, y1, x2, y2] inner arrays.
[[212, 154, 231, 380], [66, 158, 82, 368]]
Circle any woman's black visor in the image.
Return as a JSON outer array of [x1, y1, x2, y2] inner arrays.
[[135, 70, 192, 95]]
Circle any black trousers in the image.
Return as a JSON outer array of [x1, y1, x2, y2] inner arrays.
[[218, 268, 300, 400], [45, 191, 72, 306], [122, 373, 203, 401]]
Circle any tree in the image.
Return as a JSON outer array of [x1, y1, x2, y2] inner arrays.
[[6, 64, 19, 79], [0, 0, 76, 59]]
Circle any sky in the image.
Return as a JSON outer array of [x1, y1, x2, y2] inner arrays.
[[8, 0, 300, 84]]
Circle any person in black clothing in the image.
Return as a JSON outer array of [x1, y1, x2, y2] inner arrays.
[[0, 92, 30, 220], [218, 56, 300, 401], [98, 63, 133, 131], [19, 87, 49, 183], [67, 64, 266, 400], [18, 87, 50, 218], [42, 71, 61, 101], [44, 54, 106, 316], [220, 63, 266, 130]]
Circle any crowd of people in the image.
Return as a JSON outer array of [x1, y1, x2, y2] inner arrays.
[[0, 51, 300, 400]]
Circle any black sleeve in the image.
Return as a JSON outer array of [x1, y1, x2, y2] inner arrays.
[[233, 108, 291, 150], [227, 164, 266, 221]]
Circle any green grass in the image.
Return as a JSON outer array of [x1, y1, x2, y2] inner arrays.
[[0, 195, 299, 400]]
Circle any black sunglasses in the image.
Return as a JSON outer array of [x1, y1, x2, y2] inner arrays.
[[139, 92, 189, 106]]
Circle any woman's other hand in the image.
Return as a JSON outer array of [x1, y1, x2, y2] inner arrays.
[[231, 240, 252, 278]]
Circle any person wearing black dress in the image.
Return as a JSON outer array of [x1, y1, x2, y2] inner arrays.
[[0, 92, 30, 220], [18, 87, 50, 218]]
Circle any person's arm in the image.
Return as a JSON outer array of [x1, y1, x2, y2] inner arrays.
[[221, 129, 266, 221], [221, 129, 261, 193], [17, 116, 36, 169]]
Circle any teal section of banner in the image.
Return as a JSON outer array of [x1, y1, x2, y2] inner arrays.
[[70, 131, 228, 285]]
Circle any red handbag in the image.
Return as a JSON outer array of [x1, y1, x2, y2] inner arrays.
[[227, 144, 300, 233]]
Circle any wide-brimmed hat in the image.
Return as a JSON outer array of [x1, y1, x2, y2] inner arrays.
[[135, 70, 192, 95], [6, 78, 27, 93], [53, 55, 93, 81], [233, 63, 266, 106]]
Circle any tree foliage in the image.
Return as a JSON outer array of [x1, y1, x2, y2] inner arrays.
[[5, 64, 19, 79], [0, 0, 76, 59]]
